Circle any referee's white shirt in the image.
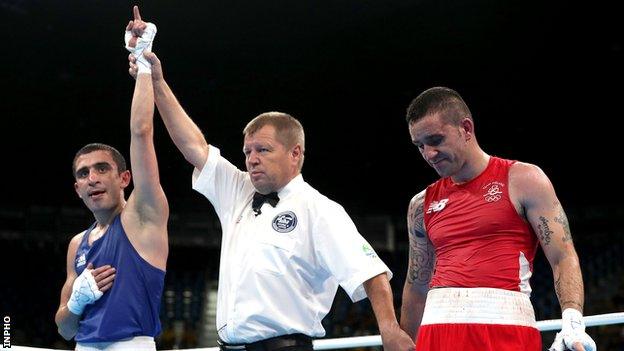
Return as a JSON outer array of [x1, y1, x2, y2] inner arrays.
[[192, 145, 392, 343]]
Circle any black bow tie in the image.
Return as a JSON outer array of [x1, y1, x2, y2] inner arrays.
[[252, 191, 280, 216]]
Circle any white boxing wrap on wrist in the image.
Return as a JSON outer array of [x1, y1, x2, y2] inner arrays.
[[562, 308, 585, 334], [136, 56, 152, 75], [124, 22, 157, 74], [549, 308, 596, 351], [66, 268, 103, 315]]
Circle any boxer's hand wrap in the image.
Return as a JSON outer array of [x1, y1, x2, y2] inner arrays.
[[66, 267, 103, 315], [548, 308, 596, 351], [124, 22, 157, 74]]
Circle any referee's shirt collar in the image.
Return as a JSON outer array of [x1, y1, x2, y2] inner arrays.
[[275, 173, 304, 199]]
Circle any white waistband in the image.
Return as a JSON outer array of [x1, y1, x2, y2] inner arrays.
[[76, 336, 155, 351], [421, 287, 537, 327]]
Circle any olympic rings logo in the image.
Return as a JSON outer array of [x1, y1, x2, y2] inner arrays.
[[484, 195, 502, 202]]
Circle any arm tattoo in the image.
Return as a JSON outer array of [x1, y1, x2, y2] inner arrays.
[[406, 191, 433, 285], [553, 206, 573, 243], [537, 216, 553, 245], [408, 192, 426, 238], [410, 201, 425, 238], [407, 240, 434, 284]]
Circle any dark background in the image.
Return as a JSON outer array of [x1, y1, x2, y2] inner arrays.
[[2, 0, 621, 215], [1, 0, 623, 349]]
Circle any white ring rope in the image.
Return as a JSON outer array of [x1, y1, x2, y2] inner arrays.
[[536, 312, 624, 331], [314, 312, 624, 350], [4, 312, 624, 351]]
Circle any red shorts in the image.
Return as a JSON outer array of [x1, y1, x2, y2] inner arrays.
[[415, 288, 541, 351], [416, 323, 541, 351]]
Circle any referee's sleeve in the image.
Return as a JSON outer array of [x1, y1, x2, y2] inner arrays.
[[192, 145, 248, 220], [313, 201, 392, 302]]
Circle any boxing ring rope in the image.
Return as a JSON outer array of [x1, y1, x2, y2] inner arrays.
[[536, 312, 624, 331], [314, 312, 624, 349], [4, 312, 624, 351]]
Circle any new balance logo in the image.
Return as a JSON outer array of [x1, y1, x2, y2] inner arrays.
[[76, 253, 86, 268], [426, 199, 449, 214]]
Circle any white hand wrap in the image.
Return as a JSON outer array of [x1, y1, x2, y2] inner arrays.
[[66, 267, 103, 315], [124, 22, 157, 74], [548, 308, 596, 351]]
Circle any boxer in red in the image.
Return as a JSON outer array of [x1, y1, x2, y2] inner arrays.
[[400, 87, 595, 351]]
